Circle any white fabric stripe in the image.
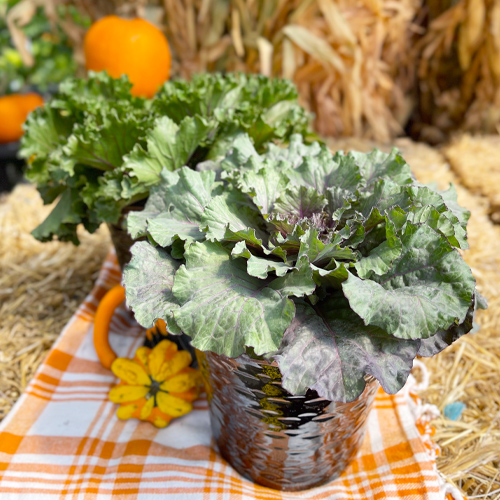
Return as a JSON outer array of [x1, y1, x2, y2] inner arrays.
[[31, 379, 111, 393], [366, 400, 385, 454], [0, 467, 440, 483], [58, 372, 115, 383], [9, 454, 213, 467], [26, 388, 107, 401], [0, 481, 70, 491], [0, 494, 56, 500], [0, 478, 441, 498], [1, 469, 222, 482], [87, 402, 116, 441], [136, 495, 207, 500]]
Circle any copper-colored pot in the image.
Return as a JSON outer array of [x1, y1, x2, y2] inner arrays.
[[197, 350, 378, 491]]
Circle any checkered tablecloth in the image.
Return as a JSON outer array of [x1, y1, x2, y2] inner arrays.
[[0, 252, 463, 499]]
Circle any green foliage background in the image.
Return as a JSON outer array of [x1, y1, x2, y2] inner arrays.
[[0, 0, 87, 95]]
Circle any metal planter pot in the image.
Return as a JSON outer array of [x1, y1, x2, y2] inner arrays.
[[197, 350, 378, 491]]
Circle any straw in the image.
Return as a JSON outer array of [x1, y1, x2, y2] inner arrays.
[[443, 134, 500, 224], [0, 184, 110, 421]]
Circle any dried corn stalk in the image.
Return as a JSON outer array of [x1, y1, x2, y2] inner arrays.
[[13, 0, 500, 142], [162, 0, 423, 142], [415, 0, 500, 142]]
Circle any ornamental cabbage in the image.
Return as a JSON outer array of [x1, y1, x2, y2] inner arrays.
[[123, 134, 486, 403]]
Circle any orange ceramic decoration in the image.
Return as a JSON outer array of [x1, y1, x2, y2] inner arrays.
[[93, 284, 126, 369], [0, 93, 43, 143], [84, 15, 171, 98], [93, 284, 168, 369]]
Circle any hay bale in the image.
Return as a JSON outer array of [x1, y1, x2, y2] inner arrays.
[[443, 134, 500, 223], [420, 186, 500, 499], [0, 185, 110, 421]]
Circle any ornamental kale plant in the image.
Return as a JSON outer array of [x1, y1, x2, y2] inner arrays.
[[21, 72, 310, 244], [123, 134, 486, 403]]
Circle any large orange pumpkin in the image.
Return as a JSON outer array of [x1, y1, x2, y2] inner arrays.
[[84, 16, 171, 98], [0, 93, 44, 144]]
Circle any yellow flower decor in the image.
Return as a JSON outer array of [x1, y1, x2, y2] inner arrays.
[[109, 339, 202, 428]]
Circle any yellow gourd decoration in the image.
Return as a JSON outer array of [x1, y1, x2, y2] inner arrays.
[[93, 285, 202, 427], [110, 340, 202, 428]]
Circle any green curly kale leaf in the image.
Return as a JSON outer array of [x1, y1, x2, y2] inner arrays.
[[21, 72, 311, 244]]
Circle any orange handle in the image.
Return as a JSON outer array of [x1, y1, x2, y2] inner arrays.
[[93, 285, 126, 369]]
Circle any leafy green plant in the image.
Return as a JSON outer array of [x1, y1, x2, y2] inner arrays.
[[21, 71, 311, 244], [0, 1, 80, 95], [123, 134, 486, 403]]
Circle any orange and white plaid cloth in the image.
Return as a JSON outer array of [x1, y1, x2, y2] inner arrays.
[[0, 252, 464, 500]]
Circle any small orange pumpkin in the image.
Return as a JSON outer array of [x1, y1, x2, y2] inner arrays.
[[84, 16, 171, 98], [0, 93, 44, 143]]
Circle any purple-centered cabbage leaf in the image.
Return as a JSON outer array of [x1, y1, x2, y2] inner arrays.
[[123, 134, 485, 402]]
